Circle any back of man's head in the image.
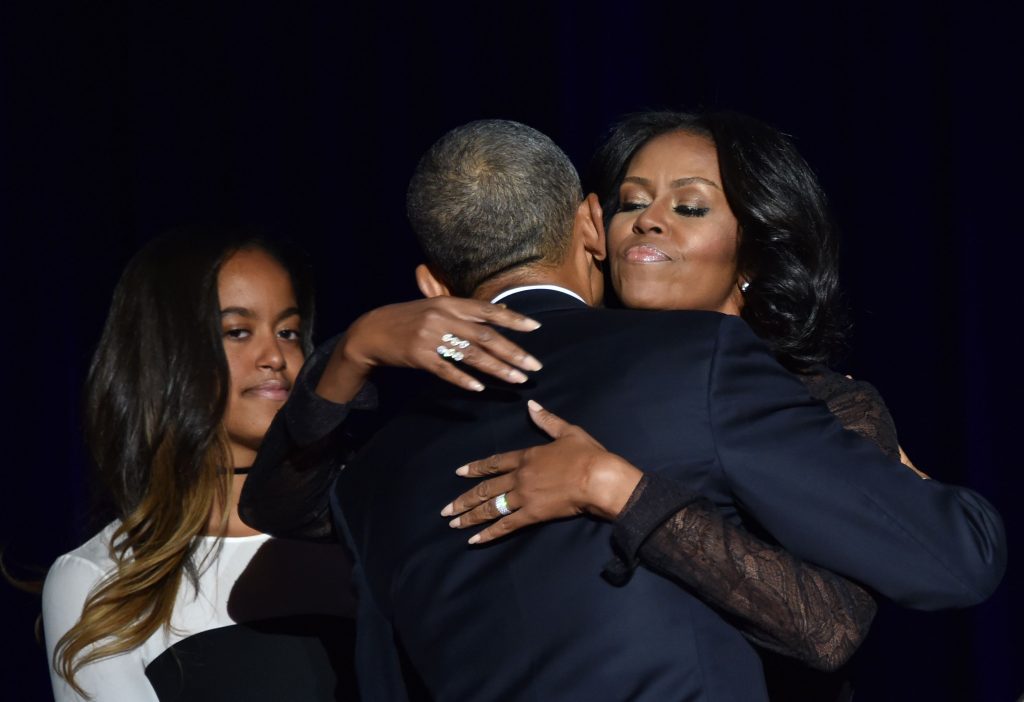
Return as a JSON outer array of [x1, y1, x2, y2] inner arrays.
[[406, 119, 582, 297]]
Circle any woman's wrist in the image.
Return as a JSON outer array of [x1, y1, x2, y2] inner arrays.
[[584, 454, 644, 521], [315, 326, 375, 404]]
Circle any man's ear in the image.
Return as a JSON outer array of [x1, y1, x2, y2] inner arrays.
[[576, 193, 607, 262], [415, 263, 451, 298]]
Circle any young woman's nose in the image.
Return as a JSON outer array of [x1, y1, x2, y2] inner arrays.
[[255, 336, 286, 371]]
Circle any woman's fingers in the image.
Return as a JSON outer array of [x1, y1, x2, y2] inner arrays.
[[453, 299, 541, 332], [435, 325, 533, 384], [526, 400, 573, 439], [438, 299, 543, 371], [455, 450, 523, 478], [442, 474, 517, 518], [467, 511, 535, 545], [898, 444, 930, 479], [424, 353, 487, 393], [422, 301, 543, 387], [469, 325, 543, 373], [441, 314, 542, 371], [440, 401, 623, 540]]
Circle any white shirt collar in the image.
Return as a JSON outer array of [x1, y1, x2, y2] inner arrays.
[[490, 285, 587, 305]]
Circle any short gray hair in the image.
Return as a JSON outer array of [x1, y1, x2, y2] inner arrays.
[[406, 119, 582, 296]]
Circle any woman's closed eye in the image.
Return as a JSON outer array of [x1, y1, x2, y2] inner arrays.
[[618, 200, 650, 213], [618, 200, 709, 217], [674, 204, 709, 217]]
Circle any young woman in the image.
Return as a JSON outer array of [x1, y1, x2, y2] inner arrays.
[[42, 230, 539, 701]]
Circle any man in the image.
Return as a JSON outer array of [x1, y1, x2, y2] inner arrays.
[[241, 120, 1004, 701]]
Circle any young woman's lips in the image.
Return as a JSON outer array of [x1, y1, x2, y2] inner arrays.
[[245, 380, 290, 401], [624, 244, 671, 263]]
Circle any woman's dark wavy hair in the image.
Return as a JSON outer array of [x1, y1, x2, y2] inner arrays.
[[585, 110, 849, 371], [56, 228, 314, 695], [86, 228, 315, 516]]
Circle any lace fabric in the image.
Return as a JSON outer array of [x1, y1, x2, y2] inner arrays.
[[799, 366, 900, 460], [606, 367, 900, 670], [616, 474, 876, 671]]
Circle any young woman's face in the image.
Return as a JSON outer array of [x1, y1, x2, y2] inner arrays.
[[607, 130, 744, 314], [218, 248, 305, 466]]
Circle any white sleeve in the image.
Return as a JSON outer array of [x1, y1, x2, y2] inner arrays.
[[42, 554, 159, 702]]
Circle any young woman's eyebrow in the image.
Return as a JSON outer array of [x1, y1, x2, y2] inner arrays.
[[221, 306, 301, 322], [220, 306, 253, 318], [274, 307, 301, 323]]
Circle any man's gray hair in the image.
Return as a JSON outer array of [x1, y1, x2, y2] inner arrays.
[[406, 119, 582, 296]]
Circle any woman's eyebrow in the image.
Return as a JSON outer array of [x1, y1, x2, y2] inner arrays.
[[671, 176, 721, 190], [220, 306, 301, 322], [275, 307, 301, 323], [221, 306, 253, 318], [622, 176, 651, 187], [622, 175, 721, 190]]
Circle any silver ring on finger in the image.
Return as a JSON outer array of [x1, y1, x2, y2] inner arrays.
[[437, 332, 471, 362], [493, 492, 513, 516]]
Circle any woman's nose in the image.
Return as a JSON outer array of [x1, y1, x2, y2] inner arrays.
[[256, 338, 286, 371], [632, 203, 665, 235]]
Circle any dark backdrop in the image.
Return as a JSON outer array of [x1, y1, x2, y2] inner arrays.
[[2, 2, 1019, 699]]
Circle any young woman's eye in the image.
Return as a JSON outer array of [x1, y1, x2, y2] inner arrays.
[[674, 205, 710, 217], [224, 328, 250, 340], [278, 328, 301, 341], [618, 200, 648, 212]]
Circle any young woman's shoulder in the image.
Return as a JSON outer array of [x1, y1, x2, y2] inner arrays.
[[42, 521, 162, 702], [47, 522, 119, 577], [42, 522, 119, 644]]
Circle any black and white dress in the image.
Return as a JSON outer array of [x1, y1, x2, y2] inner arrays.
[[43, 522, 359, 702]]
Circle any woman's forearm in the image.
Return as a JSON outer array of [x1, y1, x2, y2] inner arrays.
[[610, 474, 876, 671]]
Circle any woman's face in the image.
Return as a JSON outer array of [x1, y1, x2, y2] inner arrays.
[[218, 248, 305, 467], [607, 130, 744, 314]]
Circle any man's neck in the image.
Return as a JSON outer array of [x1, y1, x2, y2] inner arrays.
[[472, 268, 589, 305], [489, 284, 587, 305]]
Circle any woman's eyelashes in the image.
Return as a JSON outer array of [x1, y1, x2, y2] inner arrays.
[[618, 200, 710, 217], [674, 204, 709, 217], [222, 326, 301, 341]]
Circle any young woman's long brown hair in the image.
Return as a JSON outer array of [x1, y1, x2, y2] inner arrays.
[[52, 230, 314, 696]]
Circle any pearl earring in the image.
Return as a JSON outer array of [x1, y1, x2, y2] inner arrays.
[[740, 281, 750, 293]]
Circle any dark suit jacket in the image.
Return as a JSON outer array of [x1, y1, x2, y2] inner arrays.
[[329, 289, 1005, 702]]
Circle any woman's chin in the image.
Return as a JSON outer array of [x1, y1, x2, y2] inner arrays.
[[617, 286, 675, 311]]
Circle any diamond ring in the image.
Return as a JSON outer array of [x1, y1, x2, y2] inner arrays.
[[494, 492, 512, 516], [437, 332, 471, 362]]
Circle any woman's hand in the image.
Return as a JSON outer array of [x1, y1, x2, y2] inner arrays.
[[898, 445, 930, 479], [441, 400, 643, 545], [317, 298, 543, 403]]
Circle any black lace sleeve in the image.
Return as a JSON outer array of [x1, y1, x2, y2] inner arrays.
[[602, 366, 905, 670], [605, 474, 876, 672], [799, 367, 900, 460], [239, 334, 377, 542]]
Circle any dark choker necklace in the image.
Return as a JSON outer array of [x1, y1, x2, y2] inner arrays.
[[232, 467, 251, 475]]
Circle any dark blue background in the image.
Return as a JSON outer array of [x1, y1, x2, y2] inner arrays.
[[2, 1, 1019, 699]]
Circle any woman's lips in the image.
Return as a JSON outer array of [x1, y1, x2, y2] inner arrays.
[[244, 379, 290, 401], [623, 244, 671, 263]]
